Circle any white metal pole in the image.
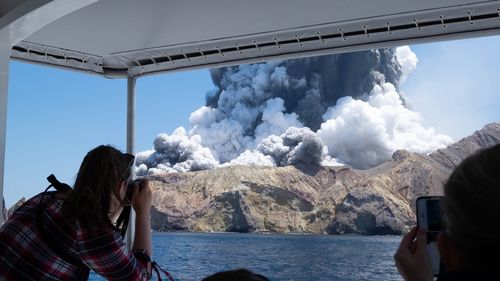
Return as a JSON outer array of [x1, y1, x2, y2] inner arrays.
[[125, 76, 136, 248], [126, 76, 136, 155], [0, 44, 10, 225]]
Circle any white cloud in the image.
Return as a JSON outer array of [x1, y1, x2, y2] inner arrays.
[[228, 150, 276, 166], [318, 82, 453, 169], [254, 98, 303, 145], [394, 46, 418, 84], [403, 37, 500, 140]]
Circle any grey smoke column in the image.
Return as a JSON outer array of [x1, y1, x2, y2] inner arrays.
[[208, 49, 402, 131], [138, 46, 452, 173], [257, 127, 327, 166]]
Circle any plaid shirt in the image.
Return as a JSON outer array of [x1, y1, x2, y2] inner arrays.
[[0, 192, 151, 280]]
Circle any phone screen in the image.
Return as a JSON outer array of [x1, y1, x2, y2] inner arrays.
[[426, 200, 443, 232], [417, 196, 445, 277]]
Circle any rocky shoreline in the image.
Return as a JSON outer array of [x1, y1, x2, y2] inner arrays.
[[147, 122, 499, 235]]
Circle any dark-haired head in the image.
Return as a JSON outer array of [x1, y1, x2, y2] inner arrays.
[[202, 269, 269, 281], [442, 143, 500, 273], [63, 145, 134, 230]]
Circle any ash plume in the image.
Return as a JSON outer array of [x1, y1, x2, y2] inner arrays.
[[135, 127, 218, 175], [137, 46, 452, 175], [228, 127, 328, 167], [207, 48, 401, 131]]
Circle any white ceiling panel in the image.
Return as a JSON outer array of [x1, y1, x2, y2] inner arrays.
[[6, 0, 500, 77]]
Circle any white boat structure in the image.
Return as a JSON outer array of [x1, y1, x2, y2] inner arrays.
[[1, 0, 500, 244]]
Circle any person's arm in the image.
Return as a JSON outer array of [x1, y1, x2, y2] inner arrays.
[[131, 179, 153, 256], [78, 228, 151, 280], [78, 180, 154, 280]]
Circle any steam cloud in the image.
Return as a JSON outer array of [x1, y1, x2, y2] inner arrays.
[[135, 127, 218, 174], [317, 82, 452, 169], [137, 46, 452, 175], [228, 127, 328, 167]]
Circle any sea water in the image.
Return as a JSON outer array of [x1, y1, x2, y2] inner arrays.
[[90, 232, 403, 281]]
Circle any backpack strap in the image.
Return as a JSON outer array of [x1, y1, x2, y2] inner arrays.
[[151, 261, 175, 281], [35, 175, 87, 269], [46, 174, 72, 192], [116, 206, 131, 239], [135, 250, 175, 281]]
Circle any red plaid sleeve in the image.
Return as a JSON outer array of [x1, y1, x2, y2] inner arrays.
[[77, 225, 152, 280], [0, 193, 153, 280]]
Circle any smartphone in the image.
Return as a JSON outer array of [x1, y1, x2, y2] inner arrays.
[[416, 196, 445, 276]]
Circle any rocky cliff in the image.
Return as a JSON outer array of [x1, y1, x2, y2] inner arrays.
[[149, 122, 500, 235], [2, 124, 497, 233], [429, 122, 500, 170]]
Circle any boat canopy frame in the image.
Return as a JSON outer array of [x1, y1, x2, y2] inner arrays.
[[6, 1, 500, 78], [1, 0, 500, 243]]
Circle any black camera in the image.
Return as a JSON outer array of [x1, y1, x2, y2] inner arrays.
[[124, 179, 143, 205]]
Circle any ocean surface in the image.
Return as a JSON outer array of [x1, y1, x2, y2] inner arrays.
[[90, 232, 403, 281]]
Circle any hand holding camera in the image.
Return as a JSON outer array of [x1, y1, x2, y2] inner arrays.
[[125, 178, 152, 215]]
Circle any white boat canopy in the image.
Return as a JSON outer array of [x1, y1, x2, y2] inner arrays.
[[1, 0, 500, 224], [2, 0, 500, 78]]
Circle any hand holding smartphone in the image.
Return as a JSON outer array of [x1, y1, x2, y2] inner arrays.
[[416, 196, 446, 277]]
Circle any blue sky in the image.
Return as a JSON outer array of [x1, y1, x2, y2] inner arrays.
[[402, 36, 500, 139], [4, 35, 500, 208], [4, 64, 212, 207]]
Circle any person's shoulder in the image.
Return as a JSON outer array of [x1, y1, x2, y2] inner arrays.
[[14, 192, 68, 227], [1, 193, 48, 231], [22, 191, 61, 206], [7, 192, 47, 215]]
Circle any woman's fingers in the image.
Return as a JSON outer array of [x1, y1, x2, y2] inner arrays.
[[399, 227, 418, 251], [131, 179, 153, 214], [416, 228, 428, 253], [394, 227, 433, 281]]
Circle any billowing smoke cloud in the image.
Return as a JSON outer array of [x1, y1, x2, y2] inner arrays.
[[394, 46, 418, 84], [317, 82, 452, 169], [136, 127, 218, 175], [206, 49, 401, 131], [137, 46, 452, 175], [228, 127, 328, 167]]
